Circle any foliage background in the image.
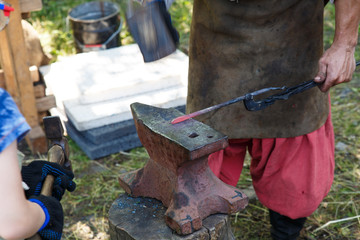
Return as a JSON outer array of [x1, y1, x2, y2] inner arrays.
[[25, 1, 360, 239]]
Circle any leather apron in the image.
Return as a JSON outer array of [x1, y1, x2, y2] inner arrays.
[[187, 0, 329, 138]]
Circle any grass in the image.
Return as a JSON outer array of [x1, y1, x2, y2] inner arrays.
[[25, 1, 360, 239]]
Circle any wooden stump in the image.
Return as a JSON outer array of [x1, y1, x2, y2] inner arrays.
[[109, 194, 235, 240]]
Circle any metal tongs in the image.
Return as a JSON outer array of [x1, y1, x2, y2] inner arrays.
[[244, 79, 318, 111], [171, 61, 360, 124], [245, 60, 360, 111]]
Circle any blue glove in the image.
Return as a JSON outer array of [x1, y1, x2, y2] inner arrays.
[[29, 195, 63, 240], [21, 160, 76, 200]]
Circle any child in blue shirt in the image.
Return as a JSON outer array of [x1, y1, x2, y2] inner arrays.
[[0, 88, 75, 240]]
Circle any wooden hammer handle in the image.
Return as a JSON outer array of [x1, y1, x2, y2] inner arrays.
[[27, 145, 65, 240], [40, 145, 66, 196]]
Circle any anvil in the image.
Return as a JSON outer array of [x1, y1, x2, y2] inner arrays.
[[118, 103, 248, 235]]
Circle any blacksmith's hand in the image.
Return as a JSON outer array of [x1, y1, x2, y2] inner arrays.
[[29, 195, 64, 240], [314, 43, 356, 92], [21, 160, 76, 200], [314, 0, 359, 92]]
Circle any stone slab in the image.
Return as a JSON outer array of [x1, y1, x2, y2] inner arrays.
[[65, 120, 142, 159], [78, 119, 136, 145], [39, 44, 188, 131], [77, 105, 186, 145], [64, 105, 185, 159], [65, 87, 186, 131], [108, 194, 235, 240]]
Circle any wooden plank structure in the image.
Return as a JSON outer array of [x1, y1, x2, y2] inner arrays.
[[0, 0, 53, 154], [19, 0, 42, 13]]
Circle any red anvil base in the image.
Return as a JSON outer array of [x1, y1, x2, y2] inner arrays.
[[118, 103, 249, 235]]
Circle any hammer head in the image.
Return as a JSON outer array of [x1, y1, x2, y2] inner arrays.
[[43, 116, 64, 140], [43, 116, 71, 171]]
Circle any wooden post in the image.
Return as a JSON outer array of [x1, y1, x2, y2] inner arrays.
[[0, 0, 47, 153], [19, 0, 43, 13]]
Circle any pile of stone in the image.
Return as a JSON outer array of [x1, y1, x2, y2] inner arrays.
[[40, 44, 188, 159]]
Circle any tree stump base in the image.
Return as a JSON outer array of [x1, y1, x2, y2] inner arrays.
[[109, 194, 235, 240]]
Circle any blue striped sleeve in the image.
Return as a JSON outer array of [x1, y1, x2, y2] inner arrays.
[[0, 88, 31, 152]]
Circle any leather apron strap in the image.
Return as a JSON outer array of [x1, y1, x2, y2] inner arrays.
[[187, 0, 328, 138]]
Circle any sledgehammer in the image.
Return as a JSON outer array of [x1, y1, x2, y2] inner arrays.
[[27, 116, 72, 240]]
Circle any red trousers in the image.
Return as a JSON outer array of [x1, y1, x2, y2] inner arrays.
[[208, 114, 335, 219]]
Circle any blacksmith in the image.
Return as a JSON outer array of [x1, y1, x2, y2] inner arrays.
[[186, 0, 360, 239]]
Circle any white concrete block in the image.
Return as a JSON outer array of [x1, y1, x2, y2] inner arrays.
[[39, 44, 189, 131], [64, 86, 187, 131]]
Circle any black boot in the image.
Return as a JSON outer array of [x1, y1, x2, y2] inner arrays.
[[269, 209, 306, 240]]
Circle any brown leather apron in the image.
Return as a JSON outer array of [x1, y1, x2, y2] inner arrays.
[[186, 0, 329, 138]]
